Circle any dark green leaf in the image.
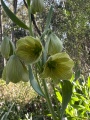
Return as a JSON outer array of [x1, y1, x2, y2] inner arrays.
[[28, 65, 45, 97], [1, 0, 29, 30], [27, 0, 30, 6], [61, 80, 73, 118]]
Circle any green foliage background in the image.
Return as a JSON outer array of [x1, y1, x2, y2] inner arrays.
[[0, 0, 90, 120]]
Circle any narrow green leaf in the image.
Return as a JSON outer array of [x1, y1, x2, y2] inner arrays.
[[1, 0, 29, 30], [45, 5, 53, 31], [28, 65, 45, 97], [55, 89, 62, 103], [1, 103, 14, 120], [87, 76, 90, 88], [61, 80, 73, 118], [75, 69, 81, 80], [41, 5, 53, 39]]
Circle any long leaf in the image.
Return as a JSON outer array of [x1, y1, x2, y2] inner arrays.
[[61, 80, 73, 118], [41, 5, 53, 39], [1, 0, 29, 30], [28, 65, 45, 97], [45, 5, 53, 32]]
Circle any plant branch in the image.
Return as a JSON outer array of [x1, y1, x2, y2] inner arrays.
[[31, 14, 41, 36], [23, 0, 41, 36]]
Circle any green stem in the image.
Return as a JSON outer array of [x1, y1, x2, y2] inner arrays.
[[35, 64, 44, 95], [41, 41, 57, 119], [42, 79, 58, 120], [52, 81, 61, 120], [28, 4, 33, 36]]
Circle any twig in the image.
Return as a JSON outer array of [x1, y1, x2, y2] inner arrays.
[[23, 0, 41, 36]]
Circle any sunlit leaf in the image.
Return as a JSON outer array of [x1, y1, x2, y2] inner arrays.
[[87, 76, 90, 88], [55, 89, 62, 103]]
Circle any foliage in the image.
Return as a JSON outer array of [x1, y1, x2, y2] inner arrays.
[[66, 78, 90, 120], [56, 74, 90, 120], [0, 0, 90, 120], [0, 74, 90, 120]]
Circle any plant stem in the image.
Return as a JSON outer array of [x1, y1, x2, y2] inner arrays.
[[35, 64, 44, 95], [41, 44, 57, 119], [42, 79, 58, 120], [28, 4, 33, 36], [52, 81, 61, 120]]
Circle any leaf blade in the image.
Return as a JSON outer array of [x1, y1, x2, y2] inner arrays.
[[28, 65, 45, 97], [41, 5, 53, 39], [45, 5, 53, 32], [1, 0, 29, 30], [61, 80, 73, 118]]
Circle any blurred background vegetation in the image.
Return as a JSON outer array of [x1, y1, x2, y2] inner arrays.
[[0, 0, 90, 119]]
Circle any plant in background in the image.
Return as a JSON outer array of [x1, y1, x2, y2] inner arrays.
[[55, 73, 90, 120], [1, 0, 74, 120]]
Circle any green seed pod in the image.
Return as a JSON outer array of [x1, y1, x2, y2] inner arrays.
[[42, 52, 74, 80], [16, 36, 43, 64], [31, 0, 44, 14], [6, 55, 29, 84], [1, 36, 10, 59], [1, 36, 15, 59], [45, 33, 63, 55]]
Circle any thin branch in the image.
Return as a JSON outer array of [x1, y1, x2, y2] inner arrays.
[[23, 0, 28, 8], [31, 14, 41, 36], [23, 0, 41, 36]]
